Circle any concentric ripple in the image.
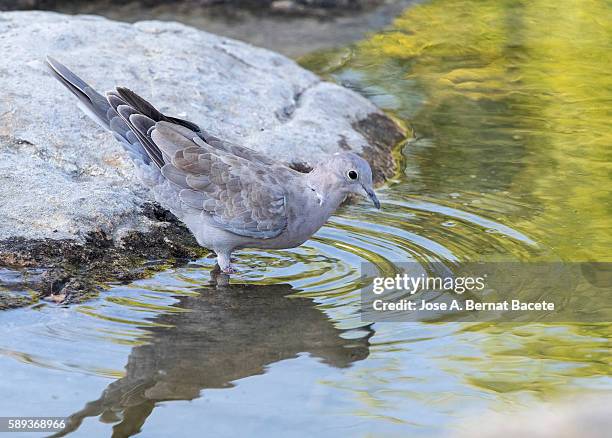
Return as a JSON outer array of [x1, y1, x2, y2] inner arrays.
[[0, 182, 541, 377]]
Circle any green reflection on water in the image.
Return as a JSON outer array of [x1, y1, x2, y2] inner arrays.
[[300, 0, 611, 405], [300, 0, 612, 263]]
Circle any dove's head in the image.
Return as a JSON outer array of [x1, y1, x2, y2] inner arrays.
[[319, 152, 380, 209]]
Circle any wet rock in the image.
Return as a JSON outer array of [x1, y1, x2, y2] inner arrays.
[[353, 112, 405, 183], [0, 203, 206, 305], [0, 11, 403, 307], [0, 294, 31, 310]]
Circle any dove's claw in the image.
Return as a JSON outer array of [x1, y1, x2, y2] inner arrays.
[[222, 266, 237, 275]]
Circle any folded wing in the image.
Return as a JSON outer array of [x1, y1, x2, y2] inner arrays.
[[156, 122, 288, 239], [107, 89, 289, 239], [46, 59, 290, 239]]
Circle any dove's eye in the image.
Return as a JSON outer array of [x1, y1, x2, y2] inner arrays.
[[348, 170, 358, 180]]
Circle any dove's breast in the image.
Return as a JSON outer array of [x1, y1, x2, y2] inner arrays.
[[276, 186, 347, 248]]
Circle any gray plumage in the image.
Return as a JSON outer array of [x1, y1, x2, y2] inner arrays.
[[46, 57, 380, 274]]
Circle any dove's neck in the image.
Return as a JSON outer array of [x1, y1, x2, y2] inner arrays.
[[279, 168, 347, 245], [305, 168, 347, 213]]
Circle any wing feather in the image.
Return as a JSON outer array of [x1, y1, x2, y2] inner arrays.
[[152, 122, 288, 239]]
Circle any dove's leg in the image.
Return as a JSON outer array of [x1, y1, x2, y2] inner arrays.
[[216, 251, 236, 275], [210, 265, 230, 287]]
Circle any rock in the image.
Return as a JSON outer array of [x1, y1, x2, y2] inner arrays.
[[0, 11, 403, 304]]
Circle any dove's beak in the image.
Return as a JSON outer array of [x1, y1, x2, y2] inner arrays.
[[362, 185, 380, 209]]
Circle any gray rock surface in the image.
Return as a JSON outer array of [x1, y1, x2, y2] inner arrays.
[[0, 11, 402, 245]]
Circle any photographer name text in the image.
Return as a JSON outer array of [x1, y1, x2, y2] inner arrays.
[[372, 299, 555, 312]]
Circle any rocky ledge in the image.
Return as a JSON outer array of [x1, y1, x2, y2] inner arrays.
[[0, 11, 404, 307]]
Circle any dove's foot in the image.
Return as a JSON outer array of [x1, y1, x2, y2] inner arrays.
[[210, 265, 230, 287], [216, 251, 235, 275], [222, 266, 237, 275]]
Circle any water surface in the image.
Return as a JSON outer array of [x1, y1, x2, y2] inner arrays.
[[1, 0, 611, 436]]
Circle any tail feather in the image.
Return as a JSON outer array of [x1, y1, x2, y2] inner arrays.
[[116, 87, 201, 133], [111, 98, 164, 168], [45, 56, 278, 173], [116, 87, 165, 123], [45, 56, 111, 130], [46, 57, 205, 169], [45, 56, 154, 166]]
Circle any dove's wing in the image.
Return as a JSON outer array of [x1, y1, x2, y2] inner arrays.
[[155, 122, 289, 239], [105, 88, 292, 239]]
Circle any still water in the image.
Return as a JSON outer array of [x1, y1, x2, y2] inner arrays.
[[1, 0, 610, 436]]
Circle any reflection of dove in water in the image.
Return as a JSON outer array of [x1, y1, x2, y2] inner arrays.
[[49, 283, 373, 437], [46, 58, 380, 274]]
